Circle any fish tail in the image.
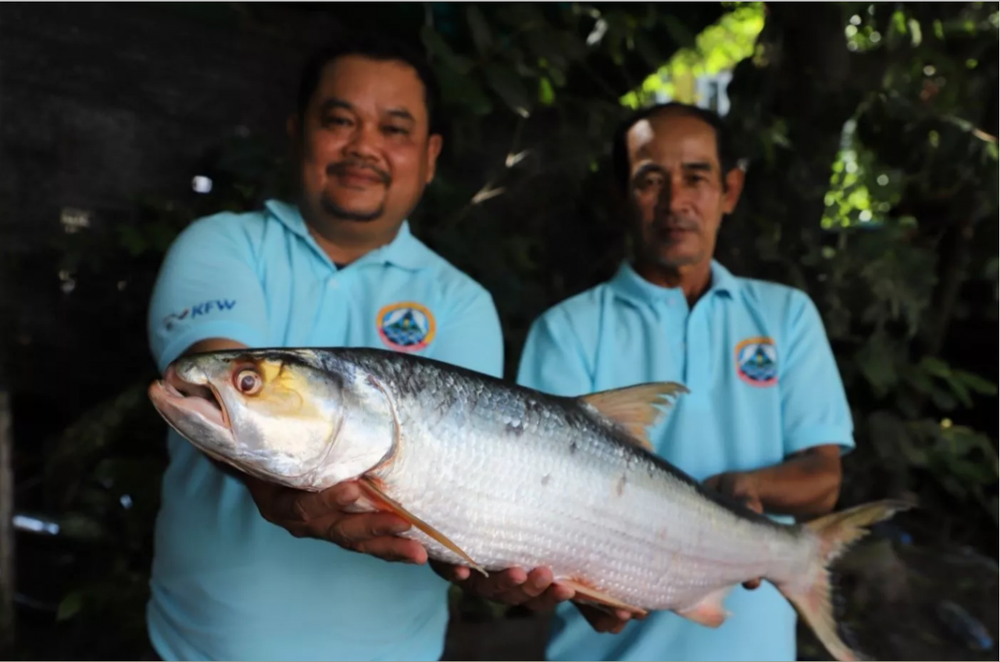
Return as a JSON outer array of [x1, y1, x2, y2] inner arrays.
[[778, 499, 913, 662]]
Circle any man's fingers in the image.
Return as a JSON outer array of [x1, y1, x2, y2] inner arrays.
[[429, 560, 470, 582], [355, 536, 428, 565], [522, 567, 555, 597], [484, 568, 529, 595], [521, 583, 576, 612], [491, 567, 556, 605], [320, 481, 362, 508], [291, 482, 361, 521], [577, 604, 632, 634], [330, 512, 412, 544]]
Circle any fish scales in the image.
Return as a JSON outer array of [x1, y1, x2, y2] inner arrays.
[[339, 350, 810, 610]]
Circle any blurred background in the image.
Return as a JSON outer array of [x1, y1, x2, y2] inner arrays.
[[0, 2, 996, 660]]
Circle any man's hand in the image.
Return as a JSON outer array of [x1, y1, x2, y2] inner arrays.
[[245, 476, 428, 565], [431, 562, 645, 634], [703, 470, 764, 591]]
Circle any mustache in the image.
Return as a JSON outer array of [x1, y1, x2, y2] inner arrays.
[[651, 214, 699, 233], [326, 160, 390, 184]]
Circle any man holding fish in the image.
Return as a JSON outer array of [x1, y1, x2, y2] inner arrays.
[[146, 27, 881, 662], [143, 34, 504, 661], [441, 103, 856, 660]]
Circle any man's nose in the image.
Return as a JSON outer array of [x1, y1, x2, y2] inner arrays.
[[657, 179, 689, 214], [345, 123, 381, 160], [655, 179, 677, 212]]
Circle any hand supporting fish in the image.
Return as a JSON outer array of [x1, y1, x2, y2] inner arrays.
[[432, 562, 645, 633], [245, 476, 429, 565]]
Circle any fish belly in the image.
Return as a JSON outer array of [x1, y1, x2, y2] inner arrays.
[[371, 392, 810, 612]]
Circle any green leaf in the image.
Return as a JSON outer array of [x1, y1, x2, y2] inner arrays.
[[920, 356, 952, 379], [539, 77, 555, 106], [57, 592, 84, 621], [951, 369, 998, 396], [466, 6, 493, 56], [484, 62, 532, 117]]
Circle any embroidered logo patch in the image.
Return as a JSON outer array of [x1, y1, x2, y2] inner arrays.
[[734, 336, 778, 387], [377, 301, 436, 352]]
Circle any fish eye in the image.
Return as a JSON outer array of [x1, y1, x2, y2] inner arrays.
[[234, 368, 263, 396]]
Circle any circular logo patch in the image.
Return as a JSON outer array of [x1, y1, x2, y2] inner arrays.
[[734, 336, 778, 387], [377, 301, 436, 352]]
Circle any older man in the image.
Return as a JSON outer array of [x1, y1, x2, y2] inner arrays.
[[445, 102, 853, 661]]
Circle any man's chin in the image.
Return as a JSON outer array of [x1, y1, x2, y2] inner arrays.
[[653, 249, 703, 269], [320, 197, 384, 223]]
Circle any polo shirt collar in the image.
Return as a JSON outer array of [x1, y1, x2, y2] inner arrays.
[[609, 259, 739, 306], [264, 198, 434, 271]]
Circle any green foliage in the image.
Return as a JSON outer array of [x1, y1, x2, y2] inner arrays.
[[622, 3, 765, 108], [723, 1, 998, 539]]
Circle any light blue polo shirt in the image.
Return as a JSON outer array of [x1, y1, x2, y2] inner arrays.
[[145, 199, 504, 661], [517, 259, 854, 662]]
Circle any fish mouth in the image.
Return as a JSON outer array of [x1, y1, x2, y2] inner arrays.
[[148, 364, 232, 434]]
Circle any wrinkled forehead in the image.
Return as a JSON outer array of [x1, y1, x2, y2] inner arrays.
[[625, 112, 720, 175]]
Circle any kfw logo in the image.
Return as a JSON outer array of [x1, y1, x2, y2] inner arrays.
[[164, 299, 237, 330]]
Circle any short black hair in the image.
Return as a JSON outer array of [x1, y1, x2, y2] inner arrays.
[[295, 33, 444, 136], [610, 102, 738, 194]]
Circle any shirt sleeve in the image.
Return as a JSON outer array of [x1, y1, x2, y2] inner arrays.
[[423, 283, 505, 379], [780, 290, 855, 456], [515, 309, 593, 397], [147, 214, 270, 374]]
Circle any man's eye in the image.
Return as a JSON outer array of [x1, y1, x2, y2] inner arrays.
[[324, 116, 351, 127], [384, 125, 409, 136]]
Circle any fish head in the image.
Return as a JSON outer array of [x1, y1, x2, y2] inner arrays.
[[148, 349, 373, 488]]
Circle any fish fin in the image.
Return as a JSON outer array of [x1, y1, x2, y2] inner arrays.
[[580, 382, 688, 451], [357, 477, 488, 577], [778, 499, 914, 662], [559, 579, 648, 617], [675, 587, 732, 628]]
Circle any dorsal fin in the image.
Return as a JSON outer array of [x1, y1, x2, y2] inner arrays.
[[579, 382, 689, 451]]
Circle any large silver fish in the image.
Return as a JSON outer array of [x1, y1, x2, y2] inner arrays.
[[148, 346, 909, 662]]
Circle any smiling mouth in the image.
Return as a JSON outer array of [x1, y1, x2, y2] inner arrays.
[[336, 173, 384, 188], [149, 365, 231, 431]]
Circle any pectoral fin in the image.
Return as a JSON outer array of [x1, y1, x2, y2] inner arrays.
[[358, 477, 487, 576], [580, 382, 689, 451], [559, 578, 648, 617]]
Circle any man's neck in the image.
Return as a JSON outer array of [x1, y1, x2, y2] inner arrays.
[[634, 259, 713, 306]]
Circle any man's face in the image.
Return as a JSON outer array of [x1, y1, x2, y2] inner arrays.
[[624, 111, 742, 270], [293, 54, 442, 234]]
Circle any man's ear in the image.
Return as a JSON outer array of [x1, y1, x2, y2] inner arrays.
[[425, 133, 444, 184], [722, 166, 745, 214]]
